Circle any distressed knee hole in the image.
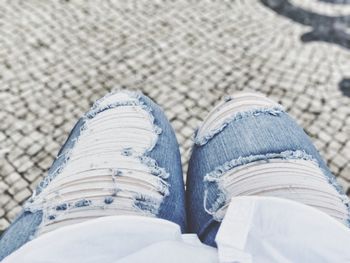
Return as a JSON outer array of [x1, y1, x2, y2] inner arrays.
[[195, 92, 284, 146], [25, 90, 170, 236], [204, 150, 350, 225]]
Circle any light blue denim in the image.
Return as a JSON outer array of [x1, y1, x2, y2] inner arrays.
[[1, 91, 349, 260], [0, 92, 186, 260], [186, 96, 350, 247]]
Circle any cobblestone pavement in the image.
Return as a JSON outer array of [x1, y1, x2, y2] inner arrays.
[[0, 0, 350, 231]]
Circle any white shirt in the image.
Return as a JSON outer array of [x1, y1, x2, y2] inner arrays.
[[4, 196, 350, 263]]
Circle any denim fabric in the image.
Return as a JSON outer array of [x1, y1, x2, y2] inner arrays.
[[139, 94, 186, 230], [0, 91, 186, 260], [186, 98, 350, 247], [1, 90, 348, 260]]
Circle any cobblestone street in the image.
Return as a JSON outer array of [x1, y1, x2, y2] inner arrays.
[[0, 0, 350, 231]]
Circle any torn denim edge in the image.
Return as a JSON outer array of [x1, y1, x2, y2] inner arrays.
[[203, 150, 350, 224], [194, 105, 285, 146], [139, 155, 170, 180], [133, 195, 163, 215], [23, 90, 170, 225], [26, 90, 162, 198], [40, 188, 165, 221], [87, 90, 163, 149], [43, 193, 163, 222]]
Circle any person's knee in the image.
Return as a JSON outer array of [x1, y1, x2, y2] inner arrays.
[[195, 92, 283, 146]]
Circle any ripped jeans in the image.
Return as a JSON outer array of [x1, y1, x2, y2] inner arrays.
[[188, 92, 349, 246], [0, 91, 349, 259]]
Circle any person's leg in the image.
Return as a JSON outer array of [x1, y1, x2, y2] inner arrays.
[[0, 90, 186, 260], [186, 92, 350, 247]]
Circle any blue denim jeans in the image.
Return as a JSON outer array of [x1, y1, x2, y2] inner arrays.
[[0, 91, 186, 260], [187, 93, 350, 246], [0, 91, 349, 260]]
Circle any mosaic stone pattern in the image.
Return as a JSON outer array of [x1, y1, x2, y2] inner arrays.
[[0, 0, 349, 231]]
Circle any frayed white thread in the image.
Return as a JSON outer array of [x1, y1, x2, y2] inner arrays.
[[203, 150, 350, 223], [25, 90, 170, 234], [28, 90, 162, 196], [204, 150, 318, 181], [203, 187, 227, 221], [194, 106, 285, 146]]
